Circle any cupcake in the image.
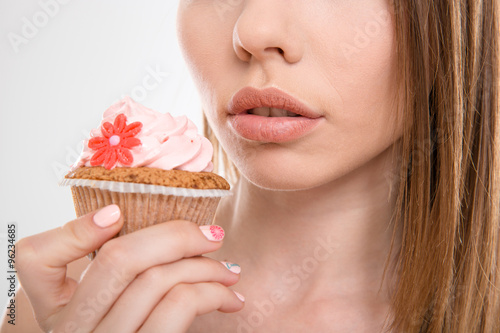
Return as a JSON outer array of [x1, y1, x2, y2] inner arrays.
[[60, 96, 230, 258]]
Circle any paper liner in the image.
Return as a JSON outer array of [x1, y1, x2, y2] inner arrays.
[[70, 185, 223, 259], [60, 178, 231, 197]]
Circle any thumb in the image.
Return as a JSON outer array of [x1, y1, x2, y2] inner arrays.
[[16, 205, 123, 316]]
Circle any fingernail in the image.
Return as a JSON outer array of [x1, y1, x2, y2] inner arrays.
[[221, 261, 241, 274], [199, 225, 225, 241], [234, 291, 245, 302], [93, 205, 121, 228]]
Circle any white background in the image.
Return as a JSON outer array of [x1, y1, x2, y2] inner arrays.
[[0, 0, 203, 312]]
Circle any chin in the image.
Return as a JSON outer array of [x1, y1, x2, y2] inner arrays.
[[234, 156, 335, 192], [215, 125, 350, 191]]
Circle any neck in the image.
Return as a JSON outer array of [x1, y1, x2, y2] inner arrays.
[[215, 143, 402, 303]]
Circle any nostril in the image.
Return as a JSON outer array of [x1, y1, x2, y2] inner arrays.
[[263, 46, 285, 56]]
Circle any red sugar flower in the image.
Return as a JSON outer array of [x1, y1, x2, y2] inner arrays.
[[88, 114, 142, 170]]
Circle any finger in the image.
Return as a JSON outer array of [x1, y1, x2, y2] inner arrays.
[[95, 257, 241, 333], [16, 205, 123, 320], [55, 222, 225, 331], [138, 282, 245, 333]]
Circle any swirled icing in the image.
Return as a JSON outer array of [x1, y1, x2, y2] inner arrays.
[[73, 96, 213, 172]]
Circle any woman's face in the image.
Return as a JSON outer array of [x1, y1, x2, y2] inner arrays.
[[177, 0, 401, 190]]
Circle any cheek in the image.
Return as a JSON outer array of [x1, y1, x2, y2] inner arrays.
[[318, 5, 401, 151], [177, 3, 234, 96], [177, 4, 238, 136]]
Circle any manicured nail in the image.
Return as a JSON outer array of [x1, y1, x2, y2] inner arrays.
[[199, 225, 225, 241], [93, 205, 121, 228], [234, 291, 245, 302], [221, 261, 241, 274]]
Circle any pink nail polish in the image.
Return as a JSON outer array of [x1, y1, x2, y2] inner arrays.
[[199, 225, 225, 241], [93, 205, 121, 228], [221, 261, 241, 274], [234, 291, 245, 302]]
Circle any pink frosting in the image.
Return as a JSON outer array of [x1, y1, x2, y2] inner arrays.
[[73, 96, 214, 172]]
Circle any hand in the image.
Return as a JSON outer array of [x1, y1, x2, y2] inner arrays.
[[16, 204, 244, 333]]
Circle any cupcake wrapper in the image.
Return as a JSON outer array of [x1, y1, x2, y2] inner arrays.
[[60, 178, 232, 197], [70, 185, 223, 259]]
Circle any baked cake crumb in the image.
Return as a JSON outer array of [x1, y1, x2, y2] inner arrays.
[[66, 167, 230, 190]]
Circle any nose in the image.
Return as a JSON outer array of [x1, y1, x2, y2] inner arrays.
[[232, 1, 304, 64]]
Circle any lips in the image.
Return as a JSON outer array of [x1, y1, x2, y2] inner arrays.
[[227, 87, 324, 143], [228, 87, 322, 119]]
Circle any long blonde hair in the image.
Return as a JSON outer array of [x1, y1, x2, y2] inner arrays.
[[204, 0, 500, 331]]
